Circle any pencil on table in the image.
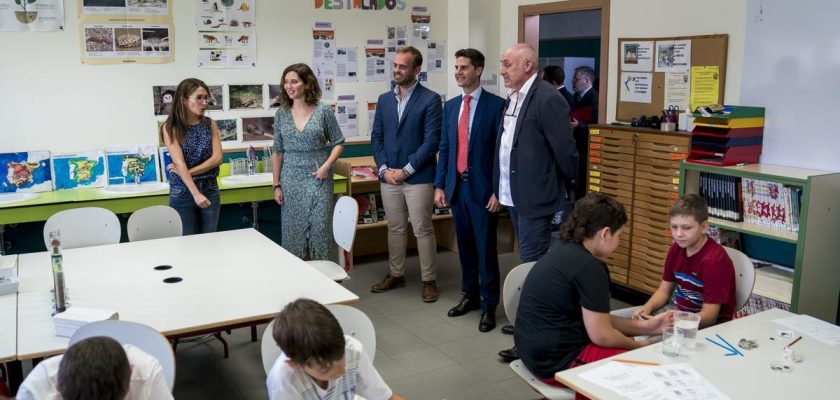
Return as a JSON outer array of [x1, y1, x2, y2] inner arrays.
[[614, 358, 660, 366], [786, 336, 802, 347]]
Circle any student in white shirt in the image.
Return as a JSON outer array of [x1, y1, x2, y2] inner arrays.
[[266, 298, 405, 400], [17, 336, 172, 400]]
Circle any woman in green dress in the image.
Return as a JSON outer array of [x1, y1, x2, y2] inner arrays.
[[272, 63, 345, 260]]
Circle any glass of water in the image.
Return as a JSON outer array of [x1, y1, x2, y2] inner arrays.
[[662, 327, 684, 357], [674, 311, 701, 349]]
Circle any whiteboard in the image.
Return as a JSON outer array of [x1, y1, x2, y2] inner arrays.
[[741, 0, 840, 172]]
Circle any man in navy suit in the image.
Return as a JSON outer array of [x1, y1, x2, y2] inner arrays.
[[370, 46, 443, 303], [495, 43, 578, 362], [542, 65, 575, 110], [434, 48, 505, 332]]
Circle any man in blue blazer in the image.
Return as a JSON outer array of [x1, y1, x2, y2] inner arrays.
[[434, 48, 505, 332], [370, 46, 443, 302]]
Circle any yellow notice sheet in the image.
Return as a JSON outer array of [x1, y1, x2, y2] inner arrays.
[[690, 66, 720, 112]]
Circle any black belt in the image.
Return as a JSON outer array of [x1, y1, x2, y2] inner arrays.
[[457, 172, 469, 181]]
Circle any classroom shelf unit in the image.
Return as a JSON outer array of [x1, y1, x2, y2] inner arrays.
[[678, 162, 840, 324], [587, 126, 691, 294]]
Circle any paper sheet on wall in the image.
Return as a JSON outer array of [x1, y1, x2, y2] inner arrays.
[[77, 0, 173, 64], [664, 72, 690, 111], [621, 40, 653, 72], [655, 39, 691, 72], [332, 96, 359, 138], [690, 66, 720, 112], [410, 7, 430, 47], [196, 0, 257, 68], [427, 40, 446, 73], [0, 0, 64, 31], [481, 72, 500, 96], [335, 47, 358, 83], [620, 72, 652, 103], [774, 314, 840, 346], [367, 102, 377, 135], [312, 23, 336, 99], [365, 40, 387, 82]]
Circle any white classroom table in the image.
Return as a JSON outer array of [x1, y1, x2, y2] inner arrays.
[[555, 308, 836, 399], [15, 228, 358, 360], [0, 254, 18, 363]]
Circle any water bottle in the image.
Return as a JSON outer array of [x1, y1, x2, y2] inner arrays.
[[49, 231, 67, 314]]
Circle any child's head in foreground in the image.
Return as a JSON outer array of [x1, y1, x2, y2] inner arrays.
[[559, 193, 628, 257], [58, 336, 130, 400], [272, 298, 347, 382]]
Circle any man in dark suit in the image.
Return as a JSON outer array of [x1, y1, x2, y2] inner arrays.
[[495, 43, 578, 263], [370, 46, 443, 303], [542, 65, 575, 110], [434, 48, 505, 332], [495, 43, 578, 362], [570, 65, 599, 199]]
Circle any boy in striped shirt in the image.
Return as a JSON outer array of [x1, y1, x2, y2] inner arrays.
[[633, 194, 736, 328]]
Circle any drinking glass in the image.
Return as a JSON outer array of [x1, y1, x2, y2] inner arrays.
[[662, 327, 684, 357], [674, 311, 701, 349]]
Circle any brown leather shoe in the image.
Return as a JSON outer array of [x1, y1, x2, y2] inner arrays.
[[422, 280, 439, 303], [370, 274, 406, 293]]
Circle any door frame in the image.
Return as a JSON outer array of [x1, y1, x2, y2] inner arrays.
[[518, 0, 610, 124]]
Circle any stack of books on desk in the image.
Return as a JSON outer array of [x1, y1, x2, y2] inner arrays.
[[53, 307, 119, 338]]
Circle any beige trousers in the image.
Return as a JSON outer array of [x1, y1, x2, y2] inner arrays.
[[380, 182, 437, 281]]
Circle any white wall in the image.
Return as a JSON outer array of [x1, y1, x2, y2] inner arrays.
[[499, 0, 748, 122], [0, 0, 450, 153], [740, 0, 840, 171]]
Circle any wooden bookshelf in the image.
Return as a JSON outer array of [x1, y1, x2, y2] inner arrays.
[[679, 161, 840, 323]]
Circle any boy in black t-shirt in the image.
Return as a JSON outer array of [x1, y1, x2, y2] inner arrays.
[[514, 193, 674, 389]]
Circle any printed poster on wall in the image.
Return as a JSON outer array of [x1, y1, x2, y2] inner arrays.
[[0, 0, 64, 31], [196, 0, 256, 68], [365, 40, 386, 82], [335, 47, 358, 83], [663, 72, 690, 112], [690, 66, 720, 112], [312, 22, 336, 100], [367, 102, 376, 135], [427, 40, 446, 73], [655, 39, 691, 72], [76, 0, 174, 64], [410, 7, 430, 48], [620, 40, 653, 72], [620, 72, 652, 103], [332, 95, 359, 138]]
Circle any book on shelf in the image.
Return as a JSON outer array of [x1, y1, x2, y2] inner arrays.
[[698, 172, 801, 232], [350, 166, 377, 181]]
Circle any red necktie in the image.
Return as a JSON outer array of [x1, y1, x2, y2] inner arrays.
[[456, 94, 471, 174]]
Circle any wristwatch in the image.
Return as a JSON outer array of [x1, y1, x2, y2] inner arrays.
[[272, 184, 281, 189]]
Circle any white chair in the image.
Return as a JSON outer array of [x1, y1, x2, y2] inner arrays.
[[43, 207, 120, 249], [307, 196, 358, 282], [502, 262, 536, 328], [261, 304, 376, 374], [69, 320, 176, 392], [503, 262, 575, 400], [127, 205, 182, 242], [723, 246, 756, 312]]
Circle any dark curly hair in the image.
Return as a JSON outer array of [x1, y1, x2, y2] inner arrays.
[[559, 193, 627, 243], [278, 63, 322, 108]]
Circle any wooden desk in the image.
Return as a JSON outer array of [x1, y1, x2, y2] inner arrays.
[[555, 309, 835, 399], [0, 174, 347, 225], [15, 229, 358, 360]]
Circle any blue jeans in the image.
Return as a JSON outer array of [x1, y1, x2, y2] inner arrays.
[[169, 179, 220, 235]]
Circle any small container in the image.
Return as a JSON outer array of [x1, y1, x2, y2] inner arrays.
[[0, 267, 19, 296]]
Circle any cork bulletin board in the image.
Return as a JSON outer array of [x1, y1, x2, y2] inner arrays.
[[615, 34, 728, 122]]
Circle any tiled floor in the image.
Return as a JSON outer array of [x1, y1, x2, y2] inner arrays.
[[171, 249, 631, 399]]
